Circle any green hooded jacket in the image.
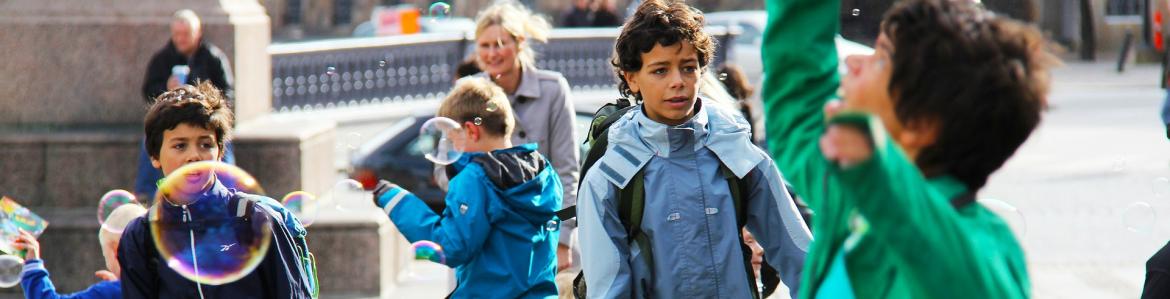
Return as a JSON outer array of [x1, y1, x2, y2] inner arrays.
[[760, 0, 1030, 298]]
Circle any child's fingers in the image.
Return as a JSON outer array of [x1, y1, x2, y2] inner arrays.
[[823, 99, 844, 119]]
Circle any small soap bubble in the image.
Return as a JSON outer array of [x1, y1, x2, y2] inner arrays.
[[473, 117, 483, 126], [545, 219, 559, 232], [851, 9, 860, 16], [332, 179, 370, 212], [326, 66, 337, 77], [1152, 177, 1170, 197], [411, 240, 446, 264], [0, 255, 21, 288], [419, 117, 466, 165], [1123, 202, 1157, 234], [718, 72, 728, 81], [378, 60, 387, 68], [485, 101, 498, 112], [282, 191, 319, 227], [428, 2, 452, 19], [98, 190, 137, 226]]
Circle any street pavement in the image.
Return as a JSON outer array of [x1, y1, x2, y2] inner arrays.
[[983, 61, 1166, 298]]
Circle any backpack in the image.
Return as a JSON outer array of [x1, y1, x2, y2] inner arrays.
[[145, 193, 320, 298], [556, 98, 767, 299]]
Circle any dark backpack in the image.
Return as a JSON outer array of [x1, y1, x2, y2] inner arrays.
[[557, 98, 766, 299]]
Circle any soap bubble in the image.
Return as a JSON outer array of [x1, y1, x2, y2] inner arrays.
[[150, 161, 272, 285], [98, 190, 137, 225], [419, 117, 466, 165], [0, 255, 22, 288], [282, 191, 319, 227], [411, 240, 446, 264], [428, 2, 452, 20]]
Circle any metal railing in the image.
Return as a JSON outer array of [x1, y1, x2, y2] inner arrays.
[[269, 27, 735, 112]]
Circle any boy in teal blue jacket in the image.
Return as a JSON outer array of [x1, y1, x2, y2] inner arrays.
[[373, 77, 562, 298]]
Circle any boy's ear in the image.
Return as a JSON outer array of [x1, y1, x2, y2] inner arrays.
[[150, 156, 162, 170], [623, 71, 640, 95], [463, 121, 481, 142]]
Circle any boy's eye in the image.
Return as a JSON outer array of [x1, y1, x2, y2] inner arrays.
[[174, 143, 186, 150], [683, 66, 697, 73], [651, 68, 667, 75], [201, 143, 214, 150]]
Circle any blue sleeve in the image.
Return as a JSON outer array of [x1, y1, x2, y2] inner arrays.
[[118, 217, 156, 299], [576, 169, 632, 299], [20, 261, 123, 299], [384, 170, 492, 267], [744, 158, 812, 299]]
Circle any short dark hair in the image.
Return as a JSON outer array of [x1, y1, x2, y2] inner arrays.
[[612, 0, 715, 100], [881, 0, 1057, 190], [144, 81, 234, 160]]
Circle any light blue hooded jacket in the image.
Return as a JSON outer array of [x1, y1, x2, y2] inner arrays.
[[577, 99, 811, 299], [380, 143, 562, 298]]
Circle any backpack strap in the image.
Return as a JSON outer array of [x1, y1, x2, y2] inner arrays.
[[617, 169, 654, 298]]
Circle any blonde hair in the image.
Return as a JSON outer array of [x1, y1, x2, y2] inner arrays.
[[439, 77, 515, 138], [474, 0, 551, 69], [173, 9, 201, 29], [98, 204, 147, 249]]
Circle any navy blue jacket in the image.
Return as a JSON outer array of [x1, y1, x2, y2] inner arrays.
[[118, 180, 311, 299]]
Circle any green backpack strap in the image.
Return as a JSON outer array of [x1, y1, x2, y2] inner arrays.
[[617, 170, 654, 298], [721, 164, 762, 299]]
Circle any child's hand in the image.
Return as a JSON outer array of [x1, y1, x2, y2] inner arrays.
[[821, 100, 874, 167], [556, 244, 572, 272], [371, 180, 402, 208], [12, 230, 39, 261], [95, 270, 117, 282]]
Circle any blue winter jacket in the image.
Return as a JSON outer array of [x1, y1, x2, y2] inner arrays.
[[577, 99, 812, 299], [378, 143, 562, 298], [21, 259, 120, 299], [118, 179, 313, 299]]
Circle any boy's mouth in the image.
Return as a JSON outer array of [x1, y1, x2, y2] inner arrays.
[[664, 96, 690, 108]]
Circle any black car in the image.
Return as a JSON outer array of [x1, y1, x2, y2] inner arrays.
[[350, 104, 599, 212]]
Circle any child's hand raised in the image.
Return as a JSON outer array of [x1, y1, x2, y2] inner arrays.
[[12, 229, 39, 261], [371, 180, 403, 208], [820, 100, 874, 167]]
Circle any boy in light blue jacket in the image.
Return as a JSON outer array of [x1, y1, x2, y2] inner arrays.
[[576, 0, 812, 298]]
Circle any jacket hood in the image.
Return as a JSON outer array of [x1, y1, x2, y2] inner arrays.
[[452, 143, 561, 223]]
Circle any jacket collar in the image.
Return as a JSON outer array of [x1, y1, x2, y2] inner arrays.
[[598, 98, 765, 188], [513, 66, 542, 100]]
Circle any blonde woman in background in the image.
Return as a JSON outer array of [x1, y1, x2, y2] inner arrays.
[[473, 0, 581, 275]]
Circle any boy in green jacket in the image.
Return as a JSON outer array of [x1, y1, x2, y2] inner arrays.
[[762, 0, 1058, 298]]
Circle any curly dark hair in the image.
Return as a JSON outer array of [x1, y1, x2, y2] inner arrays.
[[881, 0, 1058, 190], [144, 81, 234, 160], [612, 0, 715, 101]]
